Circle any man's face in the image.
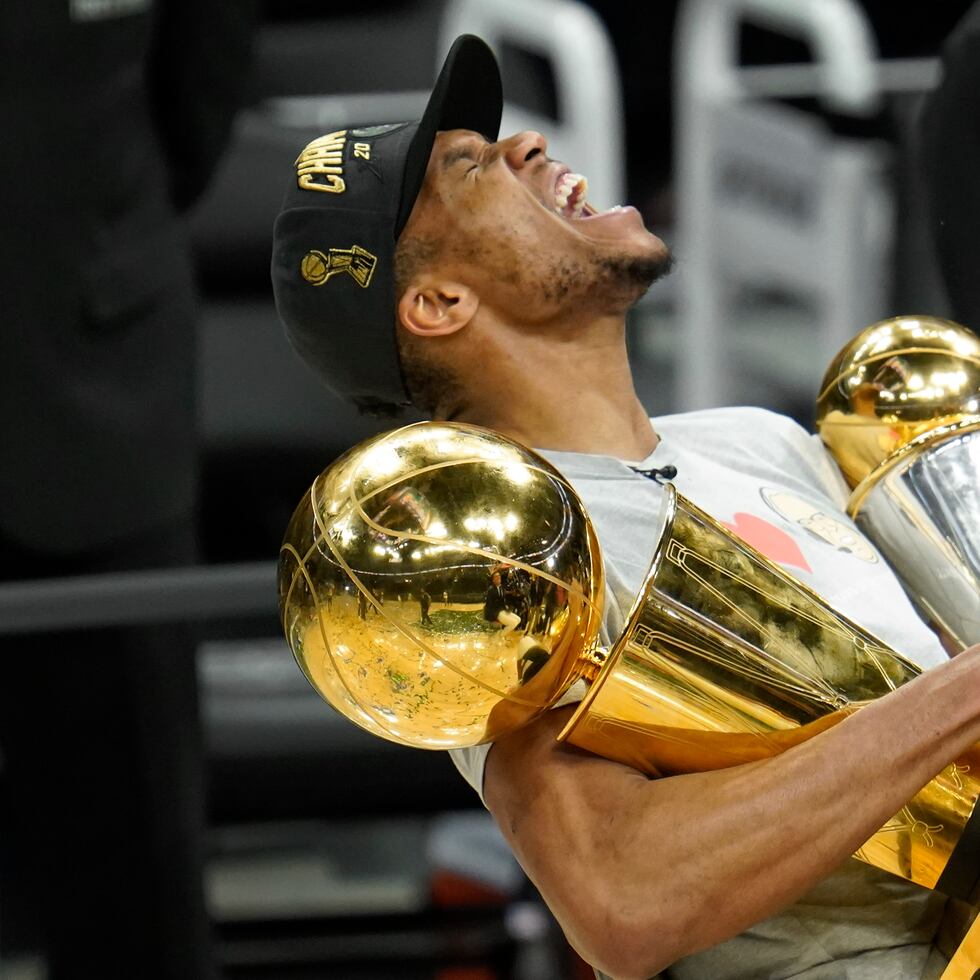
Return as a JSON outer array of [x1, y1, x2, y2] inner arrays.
[[401, 129, 671, 323]]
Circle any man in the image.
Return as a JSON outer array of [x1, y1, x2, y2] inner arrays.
[[484, 570, 521, 632], [419, 586, 433, 625], [273, 36, 979, 979], [0, 2, 254, 977]]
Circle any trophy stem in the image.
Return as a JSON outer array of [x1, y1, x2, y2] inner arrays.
[[576, 643, 608, 685]]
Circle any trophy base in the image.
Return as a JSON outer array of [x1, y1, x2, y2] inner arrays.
[[940, 901, 980, 980], [937, 797, 980, 902]]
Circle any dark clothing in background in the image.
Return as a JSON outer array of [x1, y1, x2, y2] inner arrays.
[[919, 1, 980, 333], [0, 522, 205, 977], [0, 1, 254, 976], [483, 584, 509, 623], [0, 0, 253, 549]]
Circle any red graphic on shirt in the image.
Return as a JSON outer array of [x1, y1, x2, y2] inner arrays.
[[721, 512, 812, 573]]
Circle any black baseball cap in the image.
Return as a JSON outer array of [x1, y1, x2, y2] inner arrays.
[[271, 35, 503, 412]]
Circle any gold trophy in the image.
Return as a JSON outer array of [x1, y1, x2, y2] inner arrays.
[[279, 420, 980, 910], [816, 315, 980, 976], [816, 315, 980, 652]]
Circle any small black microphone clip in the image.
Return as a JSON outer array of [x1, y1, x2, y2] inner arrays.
[[630, 464, 677, 484]]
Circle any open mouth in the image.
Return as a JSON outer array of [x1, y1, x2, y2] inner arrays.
[[552, 171, 633, 225], [554, 172, 596, 219]]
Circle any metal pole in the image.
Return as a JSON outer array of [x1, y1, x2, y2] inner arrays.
[[0, 561, 277, 634]]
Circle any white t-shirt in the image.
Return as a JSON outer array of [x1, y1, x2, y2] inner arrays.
[[451, 407, 950, 979], [452, 407, 947, 795]]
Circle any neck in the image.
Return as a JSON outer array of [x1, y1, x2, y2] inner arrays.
[[437, 312, 659, 461]]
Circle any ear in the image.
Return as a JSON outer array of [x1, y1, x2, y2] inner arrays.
[[397, 282, 479, 338]]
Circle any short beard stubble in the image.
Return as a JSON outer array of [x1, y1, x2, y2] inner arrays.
[[393, 232, 675, 416]]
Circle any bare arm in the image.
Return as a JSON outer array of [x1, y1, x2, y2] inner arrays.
[[484, 644, 980, 980]]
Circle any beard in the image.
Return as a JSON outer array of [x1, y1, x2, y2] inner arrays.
[[429, 218, 676, 323], [500, 239, 675, 319], [594, 246, 674, 308]]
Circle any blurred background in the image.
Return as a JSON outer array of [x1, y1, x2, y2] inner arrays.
[[2, 0, 979, 976]]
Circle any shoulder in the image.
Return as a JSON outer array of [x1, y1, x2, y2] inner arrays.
[[654, 406, 820, 469], [654, 406, 808, 443], [655, 406, 848, 506], [450, 743, 492, 803]]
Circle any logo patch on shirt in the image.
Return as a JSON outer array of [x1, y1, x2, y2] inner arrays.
[[760, 487, 878, 563], [721, 512, 812, 573]]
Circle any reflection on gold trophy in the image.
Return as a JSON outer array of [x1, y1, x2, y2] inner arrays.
[[816, 315, 980, 977], [278, 420, 980, 915], [816, 315, 980, 652]]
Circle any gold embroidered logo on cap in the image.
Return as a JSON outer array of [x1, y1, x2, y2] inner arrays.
[[296, 130, 348, 193], [301, 247, 378, 288]]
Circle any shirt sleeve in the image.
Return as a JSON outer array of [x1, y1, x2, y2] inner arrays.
[[448, 681, 591, 806], [449, 744, 492, 805]]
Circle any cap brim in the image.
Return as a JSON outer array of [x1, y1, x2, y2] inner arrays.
[[395, 34, 503, 235]]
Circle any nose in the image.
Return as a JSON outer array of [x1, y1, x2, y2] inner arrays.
[[499, 131, 548, 170]]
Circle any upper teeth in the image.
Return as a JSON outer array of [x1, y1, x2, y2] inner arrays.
[[555, 172, 588, 215]]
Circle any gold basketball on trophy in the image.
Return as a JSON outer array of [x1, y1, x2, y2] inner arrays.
[[278, 422, 605, 749], [815, 315, 980, 488]]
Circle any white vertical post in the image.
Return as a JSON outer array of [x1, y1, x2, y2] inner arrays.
[[673, 0, 882, 410], [439, 0, 625, 209]]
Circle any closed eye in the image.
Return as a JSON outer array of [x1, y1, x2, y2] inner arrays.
[[440, 135, 491, 173], [441, 147, 475, 171]]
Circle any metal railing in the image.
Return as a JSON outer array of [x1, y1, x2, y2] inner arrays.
[[0, 562, 277, 634]]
